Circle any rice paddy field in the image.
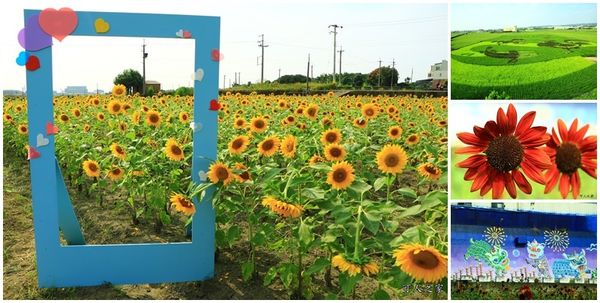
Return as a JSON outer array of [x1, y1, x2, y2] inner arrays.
[[3, 92, 448, 299], [451, 29, 597, 100]]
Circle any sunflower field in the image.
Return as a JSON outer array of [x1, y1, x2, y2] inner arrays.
[[3, 90, 448, 299]]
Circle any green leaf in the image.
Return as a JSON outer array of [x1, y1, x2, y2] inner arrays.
[[349, 180, 372, 195], [159, 211, 171, 225], [373, 289, 391, 300], [301, 187, 326, 200], [304, 257, 330, 276], [321, 233, 338, 243], [227, 226, 241, 244], [251, 232, 266, 246], [241, 261, 254, 282], [279, 263, 297, 288], [361, 214, 380, 234], [263, 266, 278, 286], [373, 176, 387, 191], [397, 188, 417, 199], [398, 204, 423, 218], [299, 220, 314, 248], [339, 272, 362, 296]]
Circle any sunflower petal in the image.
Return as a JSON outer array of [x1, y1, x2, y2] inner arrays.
[[506, 104, 517, 134], [572, 124, 590, 143], [557, 119, 569, 143], [559, 173, 570, 199], [512, 170, 532, 194], [523, 148, 552, 169], [491, 171, 505, 199], [455, 146, 486, 154], [568, 119, 579, 141], [571, 171, 580, 199], [521, 160, 546, 185], [503, 172, 517, 199], [544, 168, 561, 194], [496, 107, 509, 135], [457, 132, 487, 147], [457, 155, 487, 168], [515, 111, 536, 137]]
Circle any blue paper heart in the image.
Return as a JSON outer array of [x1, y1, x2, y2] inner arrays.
[[16, 51, 30, 66]]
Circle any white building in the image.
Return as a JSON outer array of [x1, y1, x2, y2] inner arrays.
[[428, 60, 448, 80], [64, 86, 88, 95], [503, 25, 518, 32]]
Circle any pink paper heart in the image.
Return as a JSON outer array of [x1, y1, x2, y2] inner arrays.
[[46, 122, 59, 135], [28, 146, 41, 160], [211, 49, 224, 62], [39, 7, 78, 41]]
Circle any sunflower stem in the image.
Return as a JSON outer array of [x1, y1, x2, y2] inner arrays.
[[353, 204, 363, 261]]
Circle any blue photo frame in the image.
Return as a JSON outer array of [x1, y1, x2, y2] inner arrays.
[[24, 9, 219, 287]]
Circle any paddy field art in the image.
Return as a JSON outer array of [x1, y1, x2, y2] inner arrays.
[[451, 29, 597, 100]]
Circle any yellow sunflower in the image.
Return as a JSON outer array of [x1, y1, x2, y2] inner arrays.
[[250, 117, 268, 133], [417, 163, 442, 181], [305, 103, 319, 120], [327, 161, 355, 190], [179, 112, 190, 123], [406, 134, 420, 145], [207, 162, 234, 185], [320, 128, 342, 145], [107, 100, 122, 115], [258, 136, 280, 157], [107, 166, 125, 181], [280, 135, 297, 158], [362, 262, 380, 277], [17, 124, 28, 135], [324, 143, 347, 161], [132, 111, 141, 125], [83, 124, 91, 132], [82, 160, 101, 178], [96, 113, 105, 121], [376, 144, 408, 174], [331, 255, 361, 276], [361, 103, 379, 120], [261, 196, 303, 218], [353, 118, 367, 128], [71, 108, 81, 118], [393, 243, 447, 283], [110, 143, 127, 160], [234, 162, 251, 182], [234, 117, 247, 129], [387, 126, 403, 140], [146, 110, 161, 127], [228, 135, 250, 155], [112, 84, 126, 97], [308, 155, 324, 165], [165, 138, 184, 161], [170, 193, 196, 216]]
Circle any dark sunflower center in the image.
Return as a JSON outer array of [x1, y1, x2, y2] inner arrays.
[[424, 164, 438, 174], [409, 250, 439, 270], [384, 154, 399, 167], [232, 139, 244, 149], [180, 197, 192, 207], [326, 133, 337, 143], [365, 109, 374, 116], [171, 145, 182, 155], [555, 143, 581, 174], [112, 104, 121, 112], [239, 171, 250, 180], [254, 120, 265, 128], [485, 135, 523, 172], [285, 143, 294, 152], [112, 168, 121, 175], [329, 147, 342, 157], [357, 120, 365, 125], [149, 114, 159, 123], [262, 140, 274, 151], [333, 169, 347, 182], [116, 146, 123, 154], [287, 116, 294, 122], [391, 129, 399, 136], [409, 135, 417, 142], [236, 120, 244, 126], [89, 163, 98, 172], [216, 167, 229, 180], [307, 108, 316, 116]]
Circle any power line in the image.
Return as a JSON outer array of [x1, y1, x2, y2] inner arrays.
[[328, 24, 342, 84]]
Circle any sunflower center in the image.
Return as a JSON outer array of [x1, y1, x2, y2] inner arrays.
[[329, 147, 342, 157], [307, 108, 316, 116], [326, 133, 337, 143], [285, 143, 294, 152], [149, 114, 159, 123], [236, 120, 244, 126], [485, 135, 523, 172], [384, 154, 400, 167], [365, 109, 374, 116], [112, 168, 121, 175], [333, 168, 347, 182], [424, 164, 438, 174], [171, 145, 182, 156], [112, 104, 121, 112], [391, 129, 399, 136], [408, 135, 417, 142], [262, 140, 274, 151], [116, 146, 123, 154], [232, 138, 244, 149], [409, 250, 440, 270], [89, 163, 98, 172], [216, 167, 229, 180], [179, 197, 192, 207], [555, 142, 581, 174], [254, 120, 265, 129]]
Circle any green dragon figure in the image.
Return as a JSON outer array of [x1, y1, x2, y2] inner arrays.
[[464, 238, 510, 277]]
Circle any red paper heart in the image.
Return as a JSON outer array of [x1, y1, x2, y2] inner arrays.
[[26, 55, 40, 71], [46, 122, 59, 135], [211, 49, 223, 61], [183, 31, 191, 38], [39, 7, 78, 41], [28, 146, 41, 160], [209, 99, 221, 111]]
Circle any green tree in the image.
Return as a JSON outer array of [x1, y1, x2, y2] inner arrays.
[[278, 74, 309, 84], [114, 69, 143, 95], [367, 67, 398, 88]]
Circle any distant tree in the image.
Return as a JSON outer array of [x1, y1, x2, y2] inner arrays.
[[277, 74, 309, 84], [367, 67, 399, 88], [175, 86, 194, 96], [114, 69, 143, 95], [145, 86, 155, 96]]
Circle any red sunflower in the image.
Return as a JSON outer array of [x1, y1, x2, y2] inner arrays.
[[543, 119, 597, 199], [456, 104, 552, 199]]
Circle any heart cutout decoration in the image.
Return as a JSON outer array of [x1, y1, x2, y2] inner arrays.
[[18, 14, 53, 51], [37, 134, 50, 147], [94, 18, 110, 33], [209, 99, 221, 111], [198, 170, 208, 182], [28, 146, 41, 160], [16, 51, 29, 66], [189, 121, 203, 132], [26, 55, 40, 71], [211, 49, 224, 62], [46, 122, 59, 135], [194, 68, 204, 81], [39, 7, 78, 41]]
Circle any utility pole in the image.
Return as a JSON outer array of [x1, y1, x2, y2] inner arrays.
[[223, 74, 226, 89], [306, 54, 310, 92], [142, 40, 148, 95], [328, 24, 342, 83], [310, 65, 314, 79], [278, 68, 281, 80], [229, 79, 231, 88], [411, 68, 414, 84], [391, 59, 395, 89], [258, 34, 269, 83], [338, 46, 344, 83], [378, 58, 382, 87]]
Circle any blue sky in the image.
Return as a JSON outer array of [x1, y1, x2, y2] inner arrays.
[[1, 0, 448, 91], [452, 3, 597, 31]]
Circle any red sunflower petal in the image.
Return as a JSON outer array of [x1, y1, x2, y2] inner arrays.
[[544, 146, 557, 158], [457, 132, 487, 147], [484, 120, 500, 137], [491, 171, 505, 199], [559, 173, 570, 199], [473, 126, 495, 141], [456, 146, 486, 154], [581, 164, 597, 179], [550, 128, 561, 146], [471, 166, 491, 191], [521, 160, 546, 184], [496, 107, 509, 135], [557, 119, 569, 143], [572, 124, 590, 143], [504, 172, 517, 199], [568, 119, 579, 141], [457, 155, 487, 168], [523, 148, 552, 169], [579, 135, 596, 153], [506, 104, 517, 134], [571, 171, 580, 199], [515, 111, 536, 137], [544, 167, 561, 194], [464, 167, 479, 181], [519, 127, 550, 147], [512, 170, 532, 194], [480, 178, 493, 196]]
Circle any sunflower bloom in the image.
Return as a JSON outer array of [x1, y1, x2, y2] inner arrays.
[[258, 136, 280, 157], [305, 103, 319, 120], [165, 138, 185, 161], [324, 143, 347, 161], [261, 196, 304, 218], [327, 161, 355, 190], [331, 255, 361, 276], [207, 162, 234, 185], [107, 100, 122, 115], [82, 160, 101, 178], [107, 166, 125, 181], [110, 143, 126, 160], [376, 144, 408, 174], [394, 243, 447, 283], [228, 135, 250, 155], [112, 84, 126, 97], [146, 110, 161, 127], [388, 126, 403, 140], [544, 119, 597, 199], [170, 193, 195, 216], [320, 128, 342, 145], [17, 124, 28, 135], [406, 134, 420, 145], [234, 162, 251, 182], [250, 117, 268, 133], [362, 262, 380, 277], [309, 155, 324, 165], [234, 117, 247, 129], [361, 103, 379, 120], [456, 104, 552, 199], [280, 135, 297, 158], [353, 118, 367, 128], [417, 163, 442, 181]]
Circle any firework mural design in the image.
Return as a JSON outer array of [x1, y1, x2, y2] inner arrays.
[[484, 226, 507, 247], [544, 228, 570, 252]]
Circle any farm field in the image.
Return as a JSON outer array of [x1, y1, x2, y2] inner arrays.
[[3, 92, 448, 299], [451, 29, 597, 99], [451, 281, 597, 300]]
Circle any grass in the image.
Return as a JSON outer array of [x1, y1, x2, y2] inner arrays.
[[451, 29, 597, 100], [450, 149, 597, 200]]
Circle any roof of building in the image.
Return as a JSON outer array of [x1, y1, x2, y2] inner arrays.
[[145, 80, 161, 85]]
